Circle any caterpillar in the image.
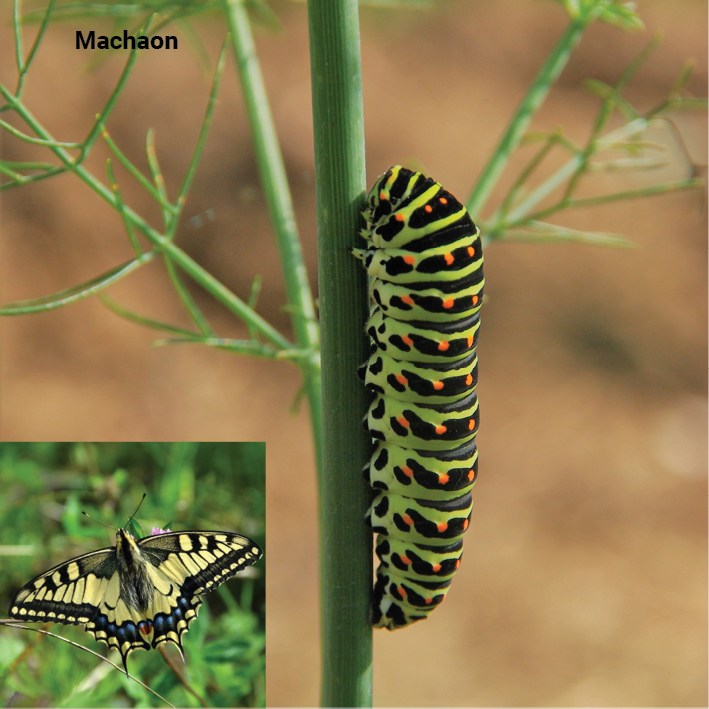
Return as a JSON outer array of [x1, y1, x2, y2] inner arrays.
[[354, 165, 484, 630]]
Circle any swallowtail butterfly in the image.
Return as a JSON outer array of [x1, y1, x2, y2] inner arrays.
[[9, 511, 262, 674]]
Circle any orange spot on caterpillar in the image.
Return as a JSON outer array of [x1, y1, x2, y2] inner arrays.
[[425, 597, 433, 604], [402, 295, 414, 305], [467, 336, 474, 348], [397, 416, 410, 428], [403, 514, 414, 526], [437, 522, 448, 533], [398, 585, 407, 598], [439, 474, 449, 484], [402, 335, 414, 346], [401, 466, 413, 477], [433, 381, 444, 390], [463, 519, 469, 531], [401, 555, 412, 565], [432, 563, 442, 572], [379, 191, 387, 200], [466, 374, 473, 386], [468, 469, 475, 481], [467, 246, 475, 257], [424, 205, 432, 213], [444, 253, 454, 265], [439, 197, 448, 205], [435, 425, 447, 435], [472, 295, 479, 305], [395, 213, 405, 222], [438, 341, 450, 351], [403, 255, 415, 265], [455, 559, 461, 569], [442, 298, 454, 309], [395, 374, 408, 386], [469, 419, 476, 431]]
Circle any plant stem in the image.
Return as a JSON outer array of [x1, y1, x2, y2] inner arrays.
[[466, 8, 600, 218], [226, 0, 322, 479], [307, 0, 372, 705], [0, 82, 290, 350]]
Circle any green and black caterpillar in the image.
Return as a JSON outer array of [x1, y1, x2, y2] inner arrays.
[[354, 165, 484, 629]]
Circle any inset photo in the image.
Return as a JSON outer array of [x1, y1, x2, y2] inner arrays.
[[1, 442, 265, 708]]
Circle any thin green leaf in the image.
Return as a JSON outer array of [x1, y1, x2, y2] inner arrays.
[[0, 118, 80, 149], [0, 253, 154, 315], [106, 158, 142, 256], [583, 78, 640, 121], [99, 294, 202, 337], [598, 2, 644, 31], [162, 255, 215, 336], [171, 36, 229, 233], [247, 274, 263, 341], [152, 337, 282, 359], [101, 127, 170, 205], [669, 60, 695, 98], [16, 0, 57, 95], [146, 128, 171, 229], [13, 0, 24, 75], [656, 97, 709, 114], [501, 220, 637, 248], [588, 157, 666, 172], [80, 25, 144, 158], [0, 165, 68, 191]]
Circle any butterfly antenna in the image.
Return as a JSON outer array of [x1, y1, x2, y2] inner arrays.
[[81, 511, 118, 531], [125, 493, 147, 530]]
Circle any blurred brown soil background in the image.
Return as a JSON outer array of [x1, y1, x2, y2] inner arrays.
[[0, 0, 706, 705]]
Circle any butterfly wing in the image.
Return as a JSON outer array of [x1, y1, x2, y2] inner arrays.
[[9, 547, 117, 626], [137, 531, 263, 655], [9, 546, 153, 672]]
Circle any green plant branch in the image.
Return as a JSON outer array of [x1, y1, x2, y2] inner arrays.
[[226, 0, 323, 478], [0, 56, 292, 351], [466, 4, 605, 218], [15, 0, 57, 95], [0, 252, 156, 315], [0, 164, 68, 190], [153, 335, 299, 359], [522, 177, 702, 223], [561, 33, 662, 202]]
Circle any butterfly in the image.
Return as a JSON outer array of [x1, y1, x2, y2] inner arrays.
[[9, 508, 263, 675]]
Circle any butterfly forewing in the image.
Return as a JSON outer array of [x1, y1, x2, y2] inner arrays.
[[10, 548, 117, 625]]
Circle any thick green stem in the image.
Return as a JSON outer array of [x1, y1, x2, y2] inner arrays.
[[307, 0, 372, 705], [466, 9, 600, 218], [226, 0, 322, 478]]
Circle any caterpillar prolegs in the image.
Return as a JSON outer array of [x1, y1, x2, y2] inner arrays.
[[354, 166, 484, 629]]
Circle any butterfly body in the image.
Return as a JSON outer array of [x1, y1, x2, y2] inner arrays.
[[10, 529, 262, 674]]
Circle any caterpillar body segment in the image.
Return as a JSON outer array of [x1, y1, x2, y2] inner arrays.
[[359, 165, 484, 630]]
